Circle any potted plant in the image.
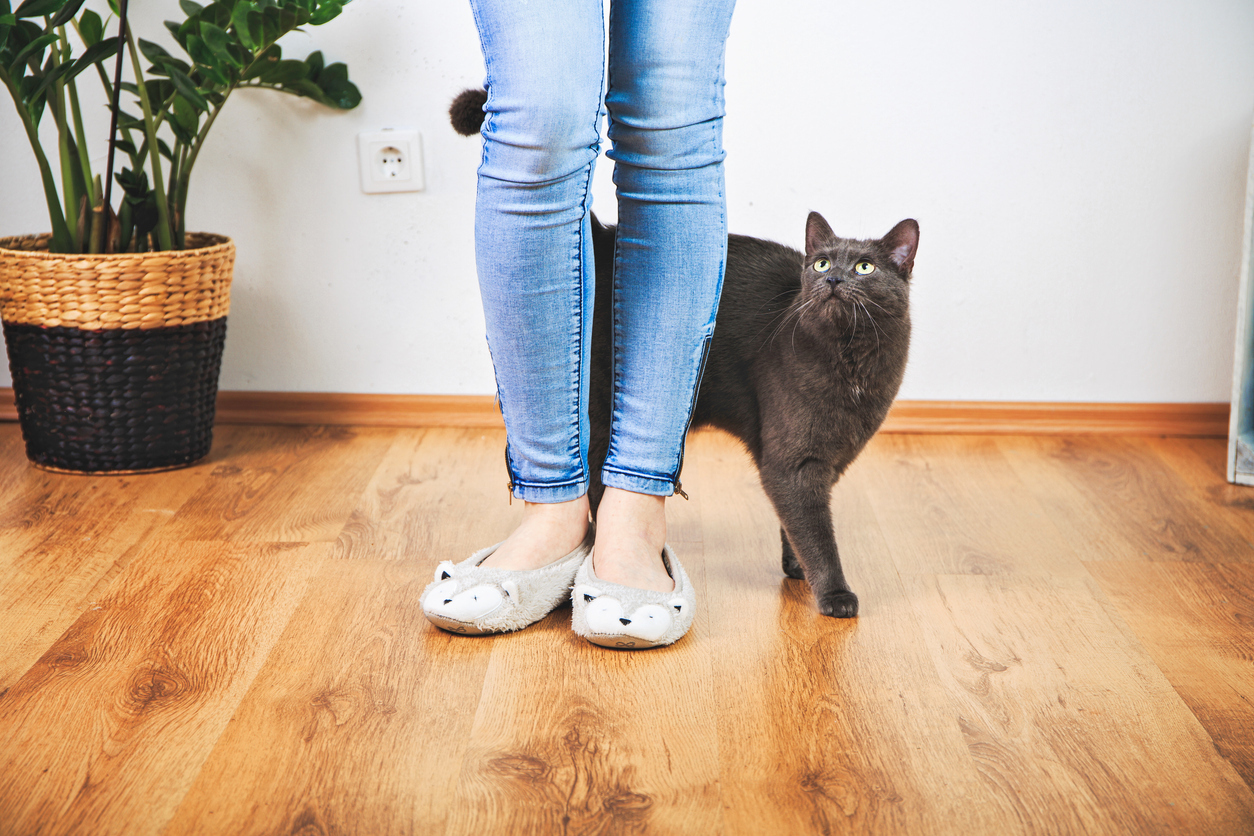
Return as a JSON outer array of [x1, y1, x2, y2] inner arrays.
[[0, 0, 359, 472]]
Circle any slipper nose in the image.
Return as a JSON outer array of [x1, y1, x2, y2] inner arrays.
[[619, 617, 632, 625]]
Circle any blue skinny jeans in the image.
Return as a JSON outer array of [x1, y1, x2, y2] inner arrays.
[[469, 0, 736, 503]]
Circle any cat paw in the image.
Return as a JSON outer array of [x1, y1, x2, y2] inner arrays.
[[779, 530, 806, 579], [817, 590, 859, 619], [781, 548, 805, 579]]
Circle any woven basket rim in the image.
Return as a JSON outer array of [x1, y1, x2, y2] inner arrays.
[[0, 232, 233, 259]]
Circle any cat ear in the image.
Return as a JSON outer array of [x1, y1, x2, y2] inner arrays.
[[805, 212, 836, 257], [882, 219, 919, 274]]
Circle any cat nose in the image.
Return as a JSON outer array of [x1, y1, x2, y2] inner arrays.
[[827, 276, 843, 286]]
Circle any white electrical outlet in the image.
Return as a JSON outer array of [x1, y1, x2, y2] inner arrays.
[[358, 129, 424, 194]]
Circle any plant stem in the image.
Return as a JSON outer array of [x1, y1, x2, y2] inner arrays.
[[0, 67, 73, 250], [63, 29, 97, 206], [125, 27, 173, 251], [177, 97, 225, 239], [51, 70, 81, 249], [174, 142, 190, 247]]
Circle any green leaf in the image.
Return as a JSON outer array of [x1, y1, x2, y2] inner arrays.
[[280, 76, 331, 106], [179, 0, 204, 18], [259, 5, 283, 44], [0, 13, 13, 49], [13, 0, 64, 19], [183, 33, 229, 84], [304, 48, 322, 79], [153, 54, 194, 77], [240, 41, 279, 79], [315, 61, 359, 109], [138, 37, 172, 63], [168, 113, 194, 144], [308, 0, 342, 26], [164, 19, 182, 40], [65, 34, 118, 81], [171, 93, 199, 133], [199, 21, 240, 67], [28, 87, 46, 124], [117, 165, 147, 194], [259, 57, 304, 84], [166, 64, 209, 110], [24, 56, 70, 105], [47, 0, 85, 28], [230, 2, 256, 50], [199, 1, 230, 29], [184, 32, 211, 65], [6, 28, 57, 71], [78, 8, 101, 45], [143, 77, 174, 106], [157, 137, 173, 161]]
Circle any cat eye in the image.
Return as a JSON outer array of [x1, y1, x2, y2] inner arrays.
[[855, 261, 876, 275], [813, 258, 832, 273]]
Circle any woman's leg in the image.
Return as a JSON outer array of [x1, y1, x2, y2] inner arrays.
[[468, 0, 606, 567], [595, 0, 737, 589]]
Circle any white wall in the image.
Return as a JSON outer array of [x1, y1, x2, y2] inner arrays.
[[2, 0, 1253, 402]]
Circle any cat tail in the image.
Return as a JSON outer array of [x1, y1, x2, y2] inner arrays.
[[449, 88, 488, 136]]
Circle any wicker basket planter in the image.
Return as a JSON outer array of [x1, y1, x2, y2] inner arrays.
[[0, 234, 233, 473]]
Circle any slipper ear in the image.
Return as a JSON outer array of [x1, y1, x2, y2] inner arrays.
[[500, 579, 519, 601], [574, 583, 601, 603], [434, 561, 455, 582]]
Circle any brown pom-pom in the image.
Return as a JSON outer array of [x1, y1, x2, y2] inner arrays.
[[449, 88, 488, 136]]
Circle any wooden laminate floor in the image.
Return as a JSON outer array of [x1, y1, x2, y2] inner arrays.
[[0, 422, 1252, 835]]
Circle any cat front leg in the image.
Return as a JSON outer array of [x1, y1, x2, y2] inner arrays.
[[759, 460, 858, 618]]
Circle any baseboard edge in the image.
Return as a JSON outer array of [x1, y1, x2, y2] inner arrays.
[[0, 389, 1230, 437]]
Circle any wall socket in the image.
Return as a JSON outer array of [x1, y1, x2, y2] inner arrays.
[[358, 129, 424, 194]]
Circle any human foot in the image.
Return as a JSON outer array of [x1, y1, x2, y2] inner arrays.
[[422, 527, 594, 635], [571, 544, 695, 648], [591, 487, 674, 593], [479, 495, 591, 572]]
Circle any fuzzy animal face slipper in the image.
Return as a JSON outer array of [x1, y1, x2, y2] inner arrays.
[[421, 527, 594, 635], [570, 545, 696, 649]]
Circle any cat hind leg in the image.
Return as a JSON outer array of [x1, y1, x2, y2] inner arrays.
[[780, 528, 805, 579]]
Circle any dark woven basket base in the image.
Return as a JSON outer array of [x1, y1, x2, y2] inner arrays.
[[4, 319, 228, 473]]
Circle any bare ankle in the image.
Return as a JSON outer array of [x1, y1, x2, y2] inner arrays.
[[480, 495, 590, 571], [592, 488, 673, 592]]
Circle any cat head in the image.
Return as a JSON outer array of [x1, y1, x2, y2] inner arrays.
[[800, 213, 919, 320]]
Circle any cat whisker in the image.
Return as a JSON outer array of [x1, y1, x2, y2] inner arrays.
[[845, 301, 860, 352], [857, 299, 882, 351], [764, 297, 816, 350], [755, 290, 810, 343], [757, 288, 799, 313], [789, 299, 817, 354]]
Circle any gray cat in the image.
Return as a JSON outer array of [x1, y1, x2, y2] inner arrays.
[[452, 89, 918, 618]]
